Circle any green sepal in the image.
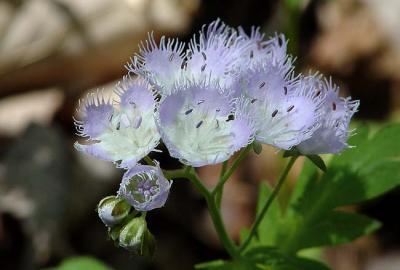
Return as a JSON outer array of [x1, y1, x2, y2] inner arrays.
[[253, 141, 263, 155], [305, 155, 327, 172]]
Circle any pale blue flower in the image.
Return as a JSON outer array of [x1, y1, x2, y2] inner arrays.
[[297, 78, 360, 154], [74, 77, 160, 168], [156, 79, 255, 167], [118, 163, 171, 212]]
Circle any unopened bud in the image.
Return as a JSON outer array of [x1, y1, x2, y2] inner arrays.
[[98, 196, 131, 227], [118, 217, 155, 257]]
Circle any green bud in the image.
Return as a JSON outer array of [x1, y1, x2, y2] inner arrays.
[[97, 195, 131, 227], [118, 217, 155, 257]]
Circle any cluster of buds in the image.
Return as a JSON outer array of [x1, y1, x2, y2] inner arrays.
[[97, 196, 155, 256], [74, 19, 359, 255]]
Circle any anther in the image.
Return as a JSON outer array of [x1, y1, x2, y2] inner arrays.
[[287, 105, 295, 112], [259, 82, 266, 89], [284, 86, 288, 95], [332, 102, 337, 111], [272, 110, 278, 117], [169, 53, 174, 62], [197, 100, 205, 105], [185, 109, 193, 115], [201, 64, 207, 72], [201, 52, 207, 61], [196, 121, 203, 128], [116, 122, 121, 130], [315, 90, 321, 98], [251, 98, 257, 104], [250, 50, 254, 58]]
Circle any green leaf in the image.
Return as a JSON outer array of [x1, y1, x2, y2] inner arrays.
[[195, 259, 258, 270], [256, 182, 283, 247], [305, 155, 327, 172], [279, 211, 380, 251], [44, 257, 113, 270], [253, 141, 263, 155], [245, 246, 330, 270], [275, 124, 400, 254]]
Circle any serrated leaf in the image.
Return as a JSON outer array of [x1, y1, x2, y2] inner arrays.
[[279, 211, 380, 251], [275, 124, 400, 254], [245, 246, 330, 270]]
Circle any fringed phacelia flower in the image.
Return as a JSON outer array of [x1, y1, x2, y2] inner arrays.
[[127, 33, 185, 95], [156, 79, 254, 167], [297, 78, 360, 154], [238, 60, 324, 150], [74, 77, 160, 168], [118, 163, 172, 212]]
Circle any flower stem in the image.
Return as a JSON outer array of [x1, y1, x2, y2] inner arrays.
[[212, 145, 252, 198], [239, 155, 298, 253], [186, 168, 239, 259]]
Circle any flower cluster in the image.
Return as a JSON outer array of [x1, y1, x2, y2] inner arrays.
[[74, 19, 359, 214]]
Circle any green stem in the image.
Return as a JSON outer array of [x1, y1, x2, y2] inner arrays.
[[239, 156, 298, 253], [212, 145, 252, 197], [163, 167, 188, 180], [186, 169, 239, 259], [143, 156, 154, 166]]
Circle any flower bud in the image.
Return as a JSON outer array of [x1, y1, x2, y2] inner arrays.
[[97, 196, 131, 227], [118, 217, 155, 257]]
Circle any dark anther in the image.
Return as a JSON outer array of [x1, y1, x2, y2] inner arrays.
[[272, 110, 278, 117], [181, 61, 187, 70], [202, 52, 207, 61], [169, 53, 174, 62], [250, 50, 254, 58], [216, 108, 221, 112], [197, 100, 205, 105], [185, 109, 193, 115], [315, 90, 321, 98], [201, 64, 207, 72], [196, 121, 203, 128], [287, 105, 295, 112], [226, 114, 235, 121], [284, 86, 288, 95], [251, 98, 257, 104], [332, 102, 337, 111], [259, 82, 266, 89], [116, 122, 121, 130]]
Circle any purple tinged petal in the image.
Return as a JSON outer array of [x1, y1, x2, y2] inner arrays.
[[298, 78, 360, 154], [118, 163, 171, 212]]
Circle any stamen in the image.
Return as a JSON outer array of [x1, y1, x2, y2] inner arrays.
[[287, 105, 295, 112], [226, 115, 235, 121], [332, 102, 337, 111], [116, 122, 121, 130], [201, 52, 207, 61], [272, 109, 278, 117], [197, 100, 205, 105], [251, 98, 257, 104], [185, 109, 193, 115], [169, 53, 174, 62], [201, 64, 207, 72], [250, 50, 254, 58], [259, 82, 266, 89], [284, 86, 288, 95], [196, 121, 203, 128], [315, 90, 321, 98], [216, 108, 221, 112]]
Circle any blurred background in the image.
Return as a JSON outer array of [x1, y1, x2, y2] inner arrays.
[[0, 0, 399, 269]]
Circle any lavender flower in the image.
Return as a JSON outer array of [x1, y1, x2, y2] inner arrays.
[[128, 33, 185, 95], [74, 77, 160, 168], [156, 79, 254, 167], [118, 163, 172, 212], [297, 78, 360, 154]]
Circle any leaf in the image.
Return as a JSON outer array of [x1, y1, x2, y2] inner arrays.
[[305, 155, 327, 172], [245, 246, 331, 270], [278, 211, 380, 251], [256, 182, 283, 247], [195, 259, 258, 270], [44, 257, 113, 270], [276, 124, 400, 254], [253, 141, 263, 155]]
